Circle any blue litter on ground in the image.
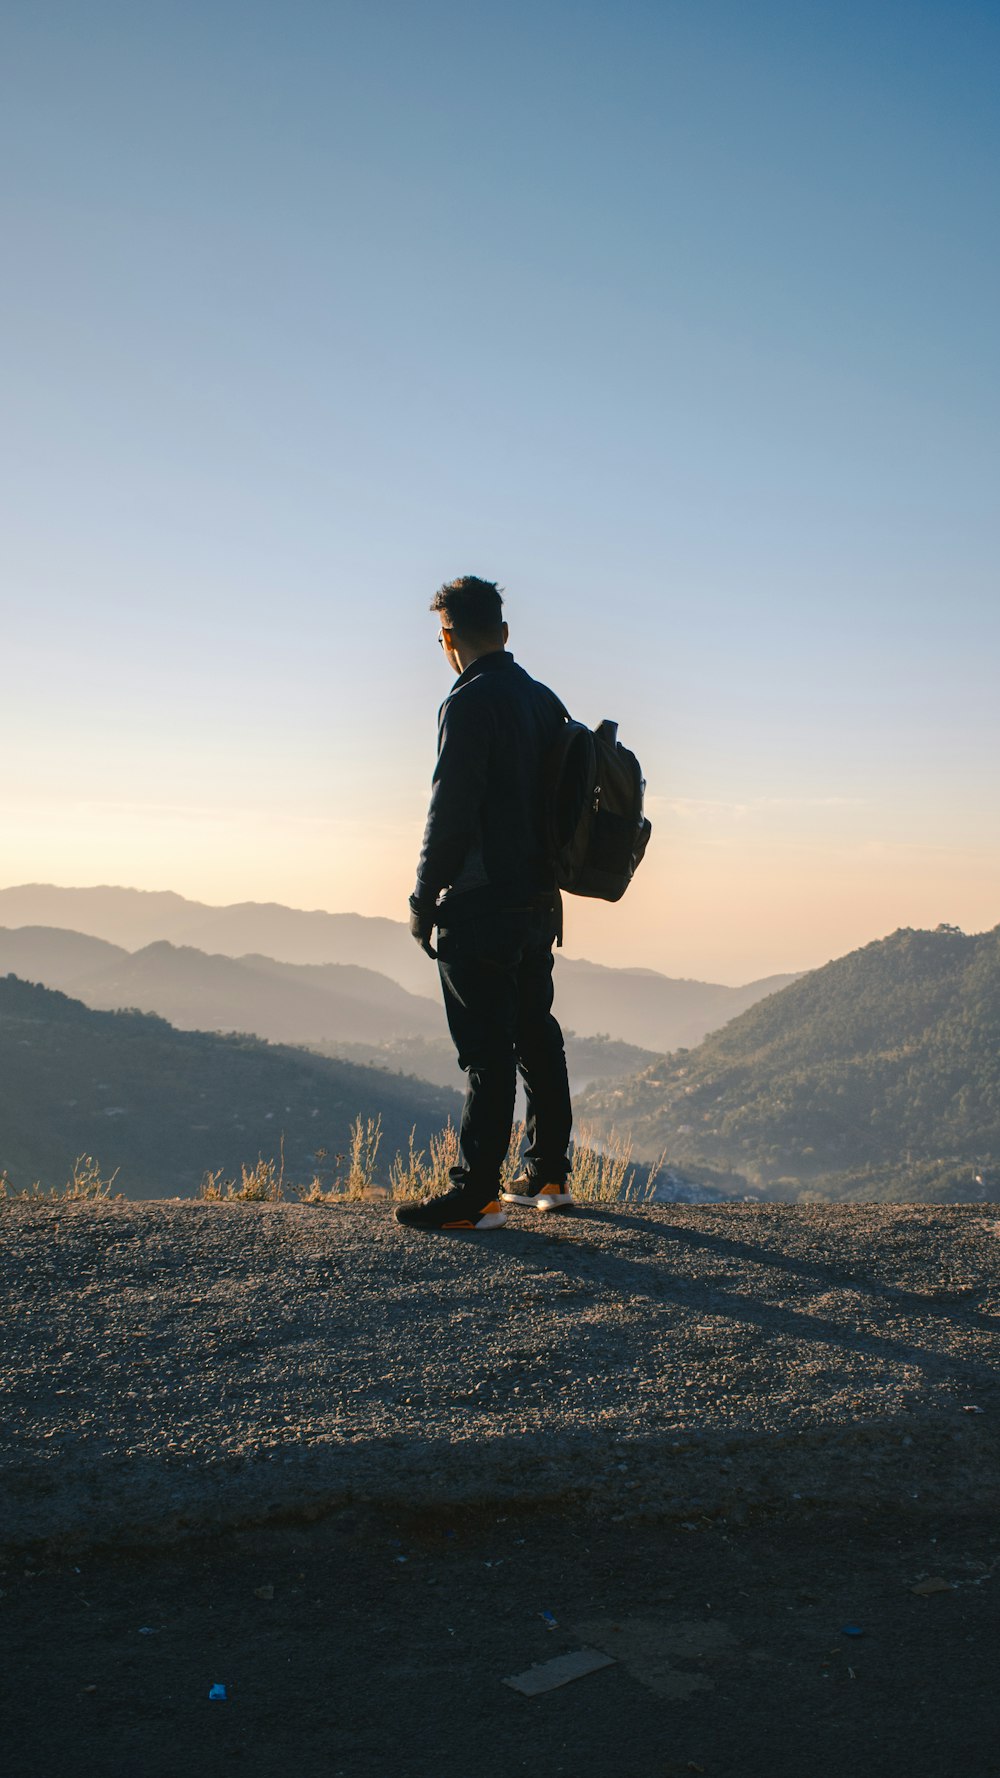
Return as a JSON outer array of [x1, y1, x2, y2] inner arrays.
[[840, 1625, 864, 1637], [208, 1684, 227, 1701]]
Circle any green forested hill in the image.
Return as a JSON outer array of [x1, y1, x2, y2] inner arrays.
[[578, 925, 1000, 1202], [0, 975, 460, 1198]]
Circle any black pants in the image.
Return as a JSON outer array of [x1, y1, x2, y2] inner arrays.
[[436, 904, 573, 1197]]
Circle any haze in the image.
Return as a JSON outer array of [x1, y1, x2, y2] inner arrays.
[[3, 1, 998, 982]]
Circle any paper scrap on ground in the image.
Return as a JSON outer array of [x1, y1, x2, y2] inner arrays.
[[503, 1648, 616, 1696]]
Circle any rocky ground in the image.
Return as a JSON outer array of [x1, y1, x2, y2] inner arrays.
[[2, 1198, 999, 1775]]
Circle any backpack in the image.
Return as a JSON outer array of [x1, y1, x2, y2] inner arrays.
[[546, 710, 652, 904]]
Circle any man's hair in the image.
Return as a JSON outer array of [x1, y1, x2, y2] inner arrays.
[[430, 575, 505, 642]]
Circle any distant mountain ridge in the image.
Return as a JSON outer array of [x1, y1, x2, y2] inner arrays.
[[0, 884, 435, 996], [0, 974, 459, 1198], [578, 924, 1000, 1203], [0, 886, 799, 1053], [552, 954, 796, 1052], [0, 929, 443, 1044]]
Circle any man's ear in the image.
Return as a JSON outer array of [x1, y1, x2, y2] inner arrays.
[[502, 621, 509, 644]]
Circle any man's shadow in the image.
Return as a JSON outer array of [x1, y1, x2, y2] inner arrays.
[[447, 1204, 1000, 1395]]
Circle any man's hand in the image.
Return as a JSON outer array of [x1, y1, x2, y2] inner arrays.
[[409, 907, 438, 959]]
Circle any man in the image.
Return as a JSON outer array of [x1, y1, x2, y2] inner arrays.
[[395, 575, 575, 1231]]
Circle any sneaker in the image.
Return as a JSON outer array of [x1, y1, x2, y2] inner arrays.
[[501, 1174, 576, 1212], [394, 1183, 507, 1230]]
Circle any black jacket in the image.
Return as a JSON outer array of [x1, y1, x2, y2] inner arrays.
[[411, 651, 566, 920]]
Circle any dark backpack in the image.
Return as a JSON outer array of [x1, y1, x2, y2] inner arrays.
[[546, 711, 652, 904]]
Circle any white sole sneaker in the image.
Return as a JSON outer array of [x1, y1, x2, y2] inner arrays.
[[474, 1208, 509, 1228], [500, 1181, 576, 1211]]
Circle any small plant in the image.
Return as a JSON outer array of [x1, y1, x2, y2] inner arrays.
[[295, 1173, 340, 1204], [295, 1146, 343, 1205], [387, 1126, 428, 1201], [64, 1154, 122, 1201], [344, 1114, 383, 1199], [200, 1139, 286, 1202], [296, 1116, 385, 1202]]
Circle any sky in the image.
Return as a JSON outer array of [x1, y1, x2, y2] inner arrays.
[[2, 0, 998, 983]]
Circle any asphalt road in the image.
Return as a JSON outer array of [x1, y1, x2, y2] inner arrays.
[[3, 1501, 999, 1778]]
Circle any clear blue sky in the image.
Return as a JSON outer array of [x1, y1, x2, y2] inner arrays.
[[3, 0, 998, 980]]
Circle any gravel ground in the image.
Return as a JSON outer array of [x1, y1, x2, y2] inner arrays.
[[3, 1199, 1000, 1550]]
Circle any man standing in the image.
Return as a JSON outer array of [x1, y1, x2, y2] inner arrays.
[[395, 575, 575, 1231]]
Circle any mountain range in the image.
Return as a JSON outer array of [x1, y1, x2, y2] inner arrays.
[[0, 927, 663, 1096], [0, 885, 797, 1053], [0, 975, 460, 1198], [5, 915, 997, 1205], [578, 923, 1000, 1203]]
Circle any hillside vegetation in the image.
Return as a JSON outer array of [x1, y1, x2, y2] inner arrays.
[[579, 925, 1000, 1203], [0, 975, 459, 1198]]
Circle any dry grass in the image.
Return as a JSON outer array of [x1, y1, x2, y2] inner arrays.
[[387, 1120, 531, 1202], [3, 1119, 662, 1212], [0, 1155, 122, 1206], [387, 1121, 460, 1200], [200, 1141, 286, 1203], [296, 1116, 385, 1203], [570, 1125, 663, 1204]]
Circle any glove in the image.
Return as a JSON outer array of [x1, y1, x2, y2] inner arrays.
[[409, 906, 437, 959]]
